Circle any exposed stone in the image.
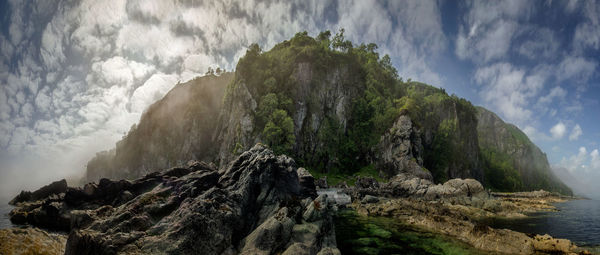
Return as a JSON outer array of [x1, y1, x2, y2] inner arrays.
[[361, 195, 379, 204], [0, 227, 67, 255], [376, 115, 432, 180], [9, 179, 68, 205], [9, 144, 339, 255]]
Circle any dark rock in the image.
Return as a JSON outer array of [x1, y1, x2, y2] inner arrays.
[[355, 176, 379, 189], [297, 168, 318, 198], [10, 179, 67, 205], [315, 177, 328, 189]]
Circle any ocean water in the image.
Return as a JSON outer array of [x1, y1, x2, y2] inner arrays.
[[0, 200, 14, 229], [485, 199, 600, 248]]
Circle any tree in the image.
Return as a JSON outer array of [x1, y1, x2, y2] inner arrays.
[[332, 28, 352, 52], [206, 67, 214, 75], [263, 109, 295, 154]]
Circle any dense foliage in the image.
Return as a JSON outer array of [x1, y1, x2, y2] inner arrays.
[[227, 30, 570, 195]]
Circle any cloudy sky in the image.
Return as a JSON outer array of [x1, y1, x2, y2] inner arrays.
[[0, 0, 599, 197]]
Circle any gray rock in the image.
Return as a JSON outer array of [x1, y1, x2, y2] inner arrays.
[[375, 115, 433, 181], [11, 144, 339, 254], [361, 195, 379, 204]]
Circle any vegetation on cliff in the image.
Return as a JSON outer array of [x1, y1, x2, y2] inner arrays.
[[86, 30, 571, 195]]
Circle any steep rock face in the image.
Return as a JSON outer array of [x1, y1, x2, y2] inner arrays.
[[476, 107, 571, 194], [376, 115, 432, 180], [86, 73, 233, 181], [11, 145, 339, 255], [215, 61, 361, 169]]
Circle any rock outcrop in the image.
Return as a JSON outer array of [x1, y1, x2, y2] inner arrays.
[[10, 144, 340, 255], [85, 73, 234, 181], [477, 107, 572, 195], [346, 173, 489, 207], [376, 115, 432, 180]]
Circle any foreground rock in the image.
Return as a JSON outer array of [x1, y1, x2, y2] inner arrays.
[[9, 144, 340, 255], [0, 227, 67, 255]]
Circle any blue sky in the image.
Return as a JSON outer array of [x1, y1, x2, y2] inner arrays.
[[0, 0, 599, 196]]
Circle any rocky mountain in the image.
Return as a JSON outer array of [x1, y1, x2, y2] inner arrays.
[[477, 107, 571, 194], [86, 73, 233, 181], [84, 31, 571, 195], [10, 144, 339, 255]]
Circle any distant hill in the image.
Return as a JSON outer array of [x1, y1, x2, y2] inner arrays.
[[85, 31, 572, 195]]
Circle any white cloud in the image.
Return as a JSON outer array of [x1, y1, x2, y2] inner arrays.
[[455, 0, 533, 63], [569, 124, 583, 141], [573, 1, 600, 52], [474, 62, 548, 124], [130, 74, 179, 113], [557, 56, 597, 83], [550, 122, 567, 139]]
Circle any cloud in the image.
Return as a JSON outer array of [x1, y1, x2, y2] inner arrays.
[[560, 146, 588, 173], [455, 0, 533, 63], [1, 0, 449, 197], [569, 124, 583, 141], [474, 62, 548, 124], [573, 1, 600, 52], [550, 122, 567, 139]]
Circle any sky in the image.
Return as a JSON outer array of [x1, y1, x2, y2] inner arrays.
[[0, 0, 599, 198]]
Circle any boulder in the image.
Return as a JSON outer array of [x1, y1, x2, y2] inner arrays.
[[361, 195, 379, 204]]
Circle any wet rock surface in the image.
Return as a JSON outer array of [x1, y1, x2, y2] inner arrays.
[[349, 174, 591, 255], [8, 144, 339, 255]]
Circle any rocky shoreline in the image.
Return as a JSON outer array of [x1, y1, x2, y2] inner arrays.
[[338, 175, 592, 254], [2, 145, 339, 255], [0, 145, 593, 254]]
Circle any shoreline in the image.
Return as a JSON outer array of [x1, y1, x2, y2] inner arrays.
[[349, 189, 594, 254]]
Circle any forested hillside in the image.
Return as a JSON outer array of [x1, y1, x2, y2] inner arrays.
[[86, 31, 571, 195]]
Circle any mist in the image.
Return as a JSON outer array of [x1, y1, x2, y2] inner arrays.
[[0, 132, 123, 202], [552, 166, 600, 200]]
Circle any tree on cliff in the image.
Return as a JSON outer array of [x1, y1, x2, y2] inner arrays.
[[263, 109, 295, 154]]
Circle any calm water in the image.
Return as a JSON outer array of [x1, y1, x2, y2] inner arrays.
[[486, 199, 600, 247], [0, 200, 14, 229], [335, 209, 493, 255]]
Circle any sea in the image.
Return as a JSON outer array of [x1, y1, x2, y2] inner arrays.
[[486, 199, 600, 249], [0, 199, 14, 229]]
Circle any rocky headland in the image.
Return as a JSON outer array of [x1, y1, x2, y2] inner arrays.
[[3, 144, 339, 255], [3, 150, 592, 254]]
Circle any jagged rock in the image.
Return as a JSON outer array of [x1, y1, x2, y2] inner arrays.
[[376, 115, 433, 180], [9, 179, 68, 205], [10, 144, 339, 255], [297, 168, 318, 198]]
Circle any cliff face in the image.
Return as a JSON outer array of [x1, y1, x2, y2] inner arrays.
[[476, 107, 572, 195], [84, 32, 570, 195], [86, 73, 233, 181], [215, 61, 362, 169]]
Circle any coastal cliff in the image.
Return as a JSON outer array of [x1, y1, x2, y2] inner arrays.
[[84, 32, 570, 196]]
